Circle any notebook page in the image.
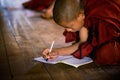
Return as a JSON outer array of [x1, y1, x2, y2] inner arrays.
[[61, 57, 93, 68], [34, 55, 73, 64]]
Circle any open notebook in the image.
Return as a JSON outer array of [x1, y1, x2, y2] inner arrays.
[[34, 55, 93, 68]]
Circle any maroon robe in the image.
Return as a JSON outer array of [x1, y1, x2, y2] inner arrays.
[[64, 0, 120, 65], [63, 29, 79, 43], [22, 0, 54, 11]]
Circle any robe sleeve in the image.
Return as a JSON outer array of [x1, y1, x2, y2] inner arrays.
[[63, 29, 79, 43], [72, 40, 95, 59]]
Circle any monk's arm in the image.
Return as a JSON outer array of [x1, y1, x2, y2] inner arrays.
[[55, 26, 88, 56], [55, 42, 81, 56]]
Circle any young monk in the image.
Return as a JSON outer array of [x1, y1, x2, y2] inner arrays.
[[42, 0, 120, 65]]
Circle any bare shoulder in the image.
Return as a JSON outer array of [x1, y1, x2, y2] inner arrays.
[[80, 26, 88, 32], [79, 26, 88, 42]]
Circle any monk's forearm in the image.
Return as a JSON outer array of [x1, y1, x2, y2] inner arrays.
[[55, 42, 81, 56]]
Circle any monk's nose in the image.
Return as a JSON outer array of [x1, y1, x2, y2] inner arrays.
[[66, 28, 72, 32]]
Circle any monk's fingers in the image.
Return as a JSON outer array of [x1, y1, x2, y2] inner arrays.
[[42, 54, 49, 59], [49, 50, 58, 56], [42, 48, 58, 60], [43, 49, 50, 54], [48, 55, 58, 61], [48, 52, 58, 59], [42, 48, 50, 58]]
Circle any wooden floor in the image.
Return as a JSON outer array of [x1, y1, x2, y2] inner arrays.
[[0, 0, 120, 80]]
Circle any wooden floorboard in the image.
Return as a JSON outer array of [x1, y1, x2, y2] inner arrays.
[[99, 65, 120, 80], [77, 64, 112, 80], [0, 7, 12, 80], [0, 0, 120, 80], [0, 3, 52, 80]]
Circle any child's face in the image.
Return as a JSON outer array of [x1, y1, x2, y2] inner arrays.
[[60, 13, 85, 32]]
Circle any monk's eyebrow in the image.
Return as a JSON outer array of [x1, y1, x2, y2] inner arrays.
[[64, 26, 69, 28], [62, 26, 68, 28], [64, 26, 71, 28]]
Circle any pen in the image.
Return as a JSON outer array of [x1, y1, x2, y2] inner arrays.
[[45, 41, 55, 61]]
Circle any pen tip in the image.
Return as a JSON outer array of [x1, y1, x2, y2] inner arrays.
[[45, 58, 48, 61]]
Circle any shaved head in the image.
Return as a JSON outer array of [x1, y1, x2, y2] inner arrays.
[[53, 0, 84, 25]]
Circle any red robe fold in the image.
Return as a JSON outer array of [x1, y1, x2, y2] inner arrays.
[[63, 30, 79, 43], [22, 0, 54, 11], [64, 0, 120, 65]]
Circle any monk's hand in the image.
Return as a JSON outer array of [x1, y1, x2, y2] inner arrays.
[[48, 49, 59, 61], [42, 48, 50, 60], [42, 48, 59, 61]]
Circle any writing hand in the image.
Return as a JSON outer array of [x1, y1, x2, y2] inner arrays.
[[42, 48, 59, 61]]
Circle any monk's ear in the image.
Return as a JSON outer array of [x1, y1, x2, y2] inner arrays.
[[77, 11, 85, 20]]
